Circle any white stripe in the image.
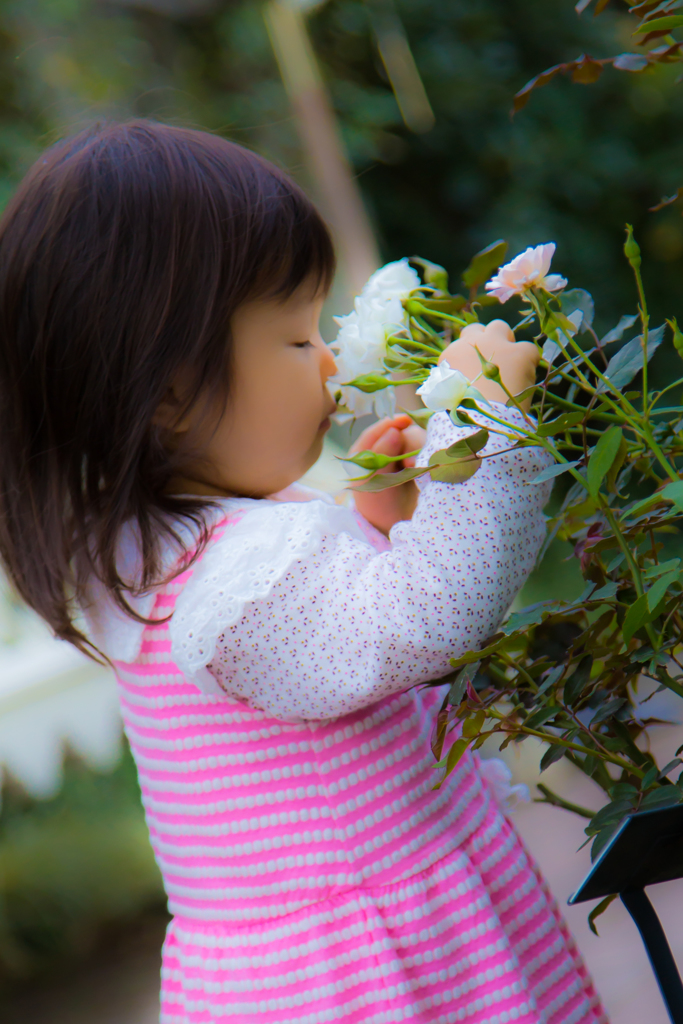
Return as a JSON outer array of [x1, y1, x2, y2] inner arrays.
[[173, 938, 516, 996], [139, 756, 470, 826], [161, 960, 533, 1021]]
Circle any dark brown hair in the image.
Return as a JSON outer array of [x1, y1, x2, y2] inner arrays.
[[0, 120, 335, 657]]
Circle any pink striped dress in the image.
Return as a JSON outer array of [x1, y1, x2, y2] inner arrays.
[[88, 408, 607, 1024]]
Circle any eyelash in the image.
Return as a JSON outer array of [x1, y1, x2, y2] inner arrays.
[[293, 341, 313, 349]]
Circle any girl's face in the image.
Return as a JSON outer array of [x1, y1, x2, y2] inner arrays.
[[163, 280, 338, 498]]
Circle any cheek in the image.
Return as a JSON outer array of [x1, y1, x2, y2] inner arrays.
[[228, 359, 319, 451]]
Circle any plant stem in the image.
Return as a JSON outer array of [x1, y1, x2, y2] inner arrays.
[[535, 783, 595, 819], [543, 393, 621, 424], [487, 708, 644, 776], [632, 258, 650, 418]]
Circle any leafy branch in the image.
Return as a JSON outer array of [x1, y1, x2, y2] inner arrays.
[[340, 231, 683, 932]]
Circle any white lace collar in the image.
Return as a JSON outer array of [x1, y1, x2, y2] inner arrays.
[[77, 486, 360, 666]]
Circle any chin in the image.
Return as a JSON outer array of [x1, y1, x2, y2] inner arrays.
[[303, 436, 324, 472]]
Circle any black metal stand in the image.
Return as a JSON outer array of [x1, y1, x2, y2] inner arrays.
[[620, 889, 683, 1024], [569, 804, 683, 1021]]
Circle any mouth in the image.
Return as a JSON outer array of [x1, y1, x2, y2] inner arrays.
[[319, 401, 337, 432]]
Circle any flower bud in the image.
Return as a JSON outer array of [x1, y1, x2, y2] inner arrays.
[[482, 360, 502, 382], [667, 318, 683, 362], [624, 224, 641, 270], [474, 346, 502, 382]]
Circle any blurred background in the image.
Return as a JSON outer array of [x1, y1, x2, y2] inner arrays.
[[1, 1, 683, 1021]]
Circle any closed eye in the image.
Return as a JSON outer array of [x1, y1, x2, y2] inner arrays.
[[292, 340, 314, 349]]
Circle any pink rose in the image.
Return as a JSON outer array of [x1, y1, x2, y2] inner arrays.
[[485, 243, 567, 303]]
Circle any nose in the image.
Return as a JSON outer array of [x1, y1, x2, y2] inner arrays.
[[320, 340, 337, 381]]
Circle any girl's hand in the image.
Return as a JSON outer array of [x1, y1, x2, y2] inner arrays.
[[349, 414, 426, 535], [439, 319, 539, 411]]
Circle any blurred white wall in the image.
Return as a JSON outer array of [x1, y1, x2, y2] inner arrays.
[[0, 576, 120, 800]]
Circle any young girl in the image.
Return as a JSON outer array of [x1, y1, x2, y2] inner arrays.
[[0, 122, 606, 1024]]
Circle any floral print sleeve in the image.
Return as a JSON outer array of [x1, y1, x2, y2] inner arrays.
[[172, 405, 553, 721]]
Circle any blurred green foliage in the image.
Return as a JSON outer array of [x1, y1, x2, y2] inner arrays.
[[0, 0, 681, 334], [308, 1, 683, 341], [0, 743, 164, 987]]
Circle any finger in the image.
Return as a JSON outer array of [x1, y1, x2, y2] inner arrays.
[[366, 426, 403, 477], [373, 427, 402, 457], [399, 423, 427, 468], [458, 323, 486, 347], [349, 417, 392, 454], [483, 319, 515, 344], [349, 414, 412, 455], [400, 424, 427, 452], [514, 340, 541, 367]]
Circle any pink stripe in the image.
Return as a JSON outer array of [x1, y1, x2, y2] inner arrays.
[[110, 514, 605, 1024]]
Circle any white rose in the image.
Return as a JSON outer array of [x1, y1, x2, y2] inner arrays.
[[416, 362, 486, 412], [331, 259, 421, 418], [485, 242, 567, 304]]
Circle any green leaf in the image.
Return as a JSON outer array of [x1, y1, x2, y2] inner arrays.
[[559, 288, 594, 331], [430, 458, 483, 485], [541, 339, 562, 365], [610, 782, 639, 802], [427, 431, 488, 483], [405, 296, 466, 315], [537, 666, 564, 697], [352, 466, 428, 492], [590, 581, 620, 602], [662, 480, 683, 512], [442, 428, 488, 460], [644, 558, 681, 579], [402, 407, 434, 429], [464, 427, 489, 455], [536, 411, 585, 436], [612, 53, 649, 72], [525, 706, 559, 730], [641, 765, 660, 790], [606, 434, 629, 492], [624, 492, 661, 520], [590, 698, 626, 725], [462, 239, 509, 291], [634, 14, 683, 33], [622, 594, 650, 644], [528, 460, 581, 485], [409, 256, 449, 292], [589, 799, 633, 832], [462, 710, 485, 738], [600, 314, 638, 346], [590, 823, 622, 862], [448, 663, 479, 706], [539, 744, 566, 772], [606, 552, 626, 573], [587, 427, 623, 498], [639, 787, 683, 811], [444, 737, 470, 776], [450, 408, 477, 427], [501, 601, 560, 635], [597, 325, 665, 393], [658, 758, 683, 779], [588, 894, 618, 937], [449, 633, 521, 669], [564, 655, 594, 706], [430, 442, 483, 481], [647, 571, 679, 613]]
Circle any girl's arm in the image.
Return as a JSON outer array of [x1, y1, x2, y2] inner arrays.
[[171, 405, 552, 721]]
